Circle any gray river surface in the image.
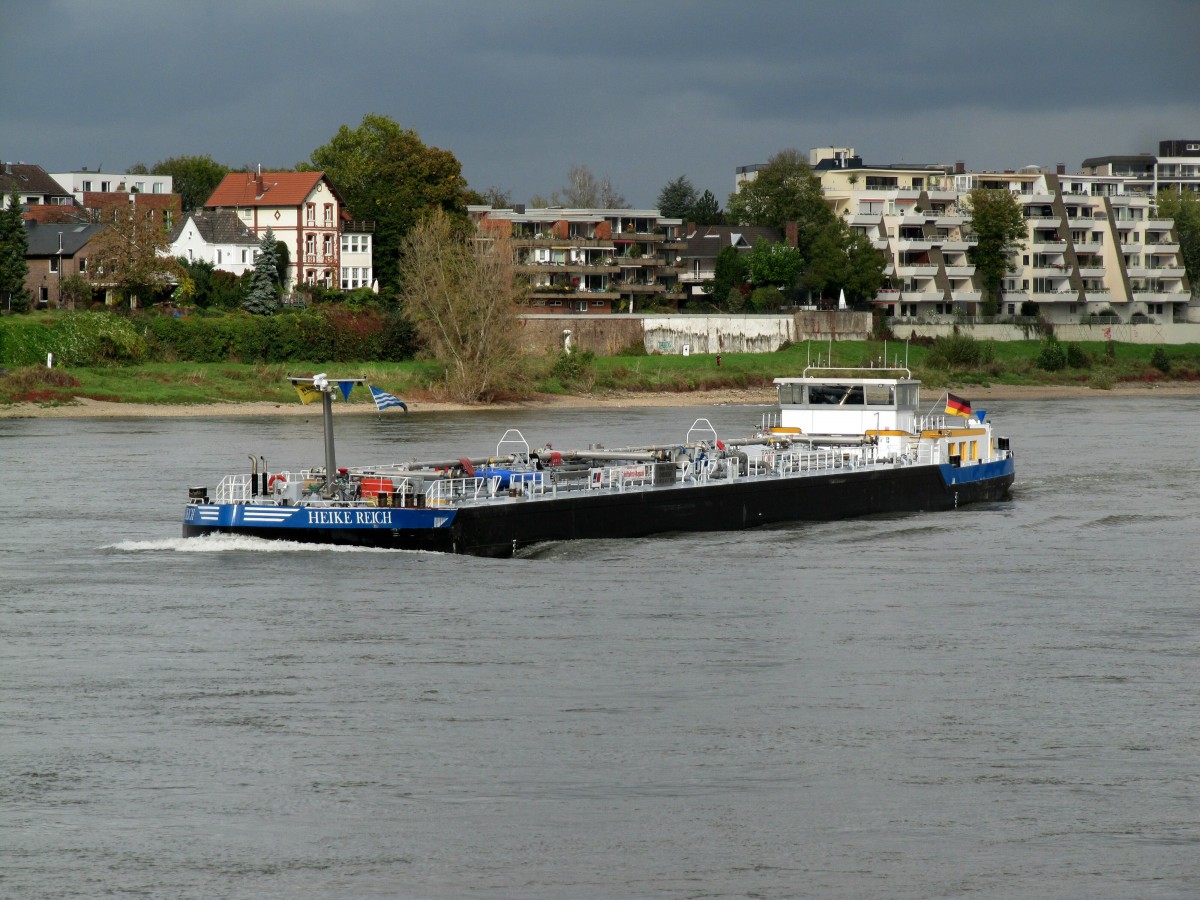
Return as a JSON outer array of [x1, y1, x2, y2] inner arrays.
[[2, 396, 1199, 898]]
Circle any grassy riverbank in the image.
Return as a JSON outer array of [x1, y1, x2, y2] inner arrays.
[[2, 338, 1199, 415]]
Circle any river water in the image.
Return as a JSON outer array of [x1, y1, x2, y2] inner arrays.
[[2, 396, 1199, 898]]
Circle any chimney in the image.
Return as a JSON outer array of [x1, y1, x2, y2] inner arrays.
[[785, 221, 798, 248], [955, 160, 966, 175], [1056, 163, 1066, 175]]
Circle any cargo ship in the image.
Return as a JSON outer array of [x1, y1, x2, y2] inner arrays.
[[182, 371, 1014, 557]]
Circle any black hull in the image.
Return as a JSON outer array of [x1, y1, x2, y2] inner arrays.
[[183, 465, 1013, 558]]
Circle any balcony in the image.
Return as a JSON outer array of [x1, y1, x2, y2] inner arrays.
[[896, 238, 932, 252], [952, 290, 981, 304], [945, 265, 976, 277], [1077, 265, 1106, 278], [896, 264, 938, 276]]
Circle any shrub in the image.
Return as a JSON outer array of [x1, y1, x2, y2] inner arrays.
[[1151, 346, 1171, 374], [749, 286, 784, 312], [1065, 343, 1089, 369], [1036, 336, 1066, 371], [549, 350, 596, 390], [924, 334, 996, 369]]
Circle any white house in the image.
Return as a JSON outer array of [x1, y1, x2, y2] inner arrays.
[[167, 209, 260, 277]]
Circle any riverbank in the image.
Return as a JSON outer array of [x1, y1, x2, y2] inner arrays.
[[3, 381, 1199, 419]]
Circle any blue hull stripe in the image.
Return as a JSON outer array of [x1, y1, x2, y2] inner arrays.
[[184, 504, 457, 530], [938, 457, 1015, 487]]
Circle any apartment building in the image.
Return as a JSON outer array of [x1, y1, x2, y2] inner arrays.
[[470, 206, 686, 313], [50, 169, 174, 203], [810, 152, 1190, 324], [1082, 139, 1200, 196]]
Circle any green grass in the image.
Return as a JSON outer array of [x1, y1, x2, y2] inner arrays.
[[2, 339, 1198, 407]]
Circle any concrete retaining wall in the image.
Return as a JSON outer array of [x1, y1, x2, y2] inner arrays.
[[519, 312, 874, 356], [890, 322, 1200, 345]]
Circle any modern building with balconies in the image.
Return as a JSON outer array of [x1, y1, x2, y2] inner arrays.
[[812, 152, 1190, 325], [470, 206, 685, 313]]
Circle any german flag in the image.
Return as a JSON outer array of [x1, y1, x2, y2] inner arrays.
[[945, 393, 972, 418]]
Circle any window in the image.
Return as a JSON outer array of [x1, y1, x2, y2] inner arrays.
[[49, 257, 59, 273], [241, 249, 248, 263], [135, 182, 145, 192], [305, 233, 316, 258], [217, 250, 222, 264], [323, 234, 333, 258], [78, 257, 87, 273], [324, 203, 334, 226], [101, 181, 110, 192], [306, 203, 316, 226], [152, 183, 162, 194], [82, 180, 92, 192]]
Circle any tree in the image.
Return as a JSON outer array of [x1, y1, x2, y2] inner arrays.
[[746, 238, 803, 288], [243, 228, 281, 315], [802, 221, 885, 305], [90, 204, 183, 308], [704, 244, 750, 310], [148, 154, 231, 211], [726, 149, 834, 255], [307, 114, 473, 294], [537, 164, 628, 209], [656, 175, 698, 220], [1156, 189, 1200, 289], [468, 185, 513, 209], [399, 208, 526, 402], [690, 190, 725, 226], [0, 189, 30, 312], [965, 187, 1026, 316], [179, 257, 244, 309]]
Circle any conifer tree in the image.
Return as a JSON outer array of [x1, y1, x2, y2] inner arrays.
[[0, 189, 30, 312], [243, 227, 281, 315]]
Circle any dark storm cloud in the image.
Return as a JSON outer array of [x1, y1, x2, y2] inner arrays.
[[3, 0, 1198, 207]]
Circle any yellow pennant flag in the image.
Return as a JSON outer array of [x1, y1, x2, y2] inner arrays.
[[294, 382, 322, 405]]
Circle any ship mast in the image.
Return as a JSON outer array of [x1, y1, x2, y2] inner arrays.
[[287, 374, 366, 497]]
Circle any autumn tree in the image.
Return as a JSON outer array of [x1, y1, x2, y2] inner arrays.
[[306, 114, 473, 294], [0, 189, 30, 312], [399, 208, 526, 402], [965, 188, 1026, 316], [1156, 188, 1200, 288], [533, 165, 628, 209], [90, 204, 183, 308]]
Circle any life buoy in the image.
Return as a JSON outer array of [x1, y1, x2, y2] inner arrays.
[[268, 474, 287, 490]]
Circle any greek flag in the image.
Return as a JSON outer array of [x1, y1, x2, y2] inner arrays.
[[369, 385, 408, 413]]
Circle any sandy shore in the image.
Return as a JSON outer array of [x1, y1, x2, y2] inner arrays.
[[2, 381, 1199, 419]]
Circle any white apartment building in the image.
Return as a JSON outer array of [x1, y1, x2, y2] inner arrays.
[[814, 157, 1190, 325], [50, 169, 173, 203]]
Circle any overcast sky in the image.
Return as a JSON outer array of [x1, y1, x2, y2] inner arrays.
[[3, 0, 1199, 208]]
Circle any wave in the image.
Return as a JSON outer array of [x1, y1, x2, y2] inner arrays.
[[104, 534, 407, 553]]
